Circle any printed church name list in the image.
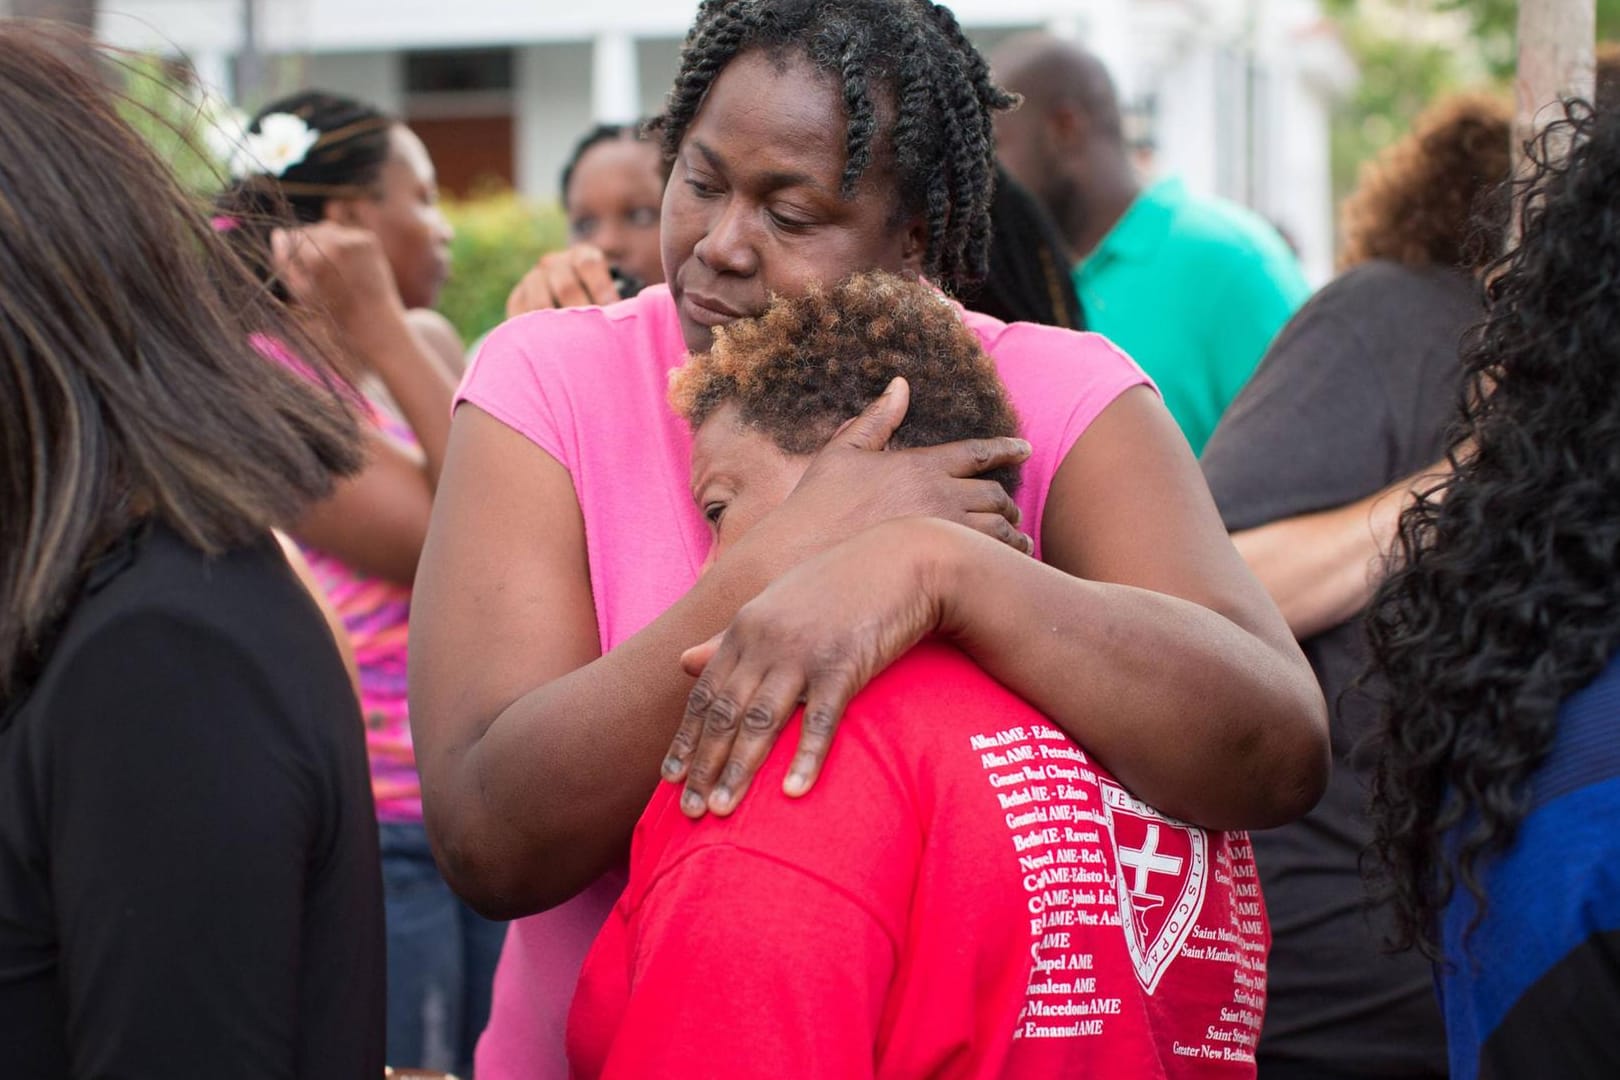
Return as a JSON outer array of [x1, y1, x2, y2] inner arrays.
[[969, 722, 1264, 1063]]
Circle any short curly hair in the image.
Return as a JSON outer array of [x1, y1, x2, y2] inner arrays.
[[669, 271, 1023, 493], [1338, 92, 1512, 274]]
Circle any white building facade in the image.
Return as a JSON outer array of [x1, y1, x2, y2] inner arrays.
[[94, 0, 1353, 281]]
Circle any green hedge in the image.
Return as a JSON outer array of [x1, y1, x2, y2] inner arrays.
[[440, 192, 570, 345]]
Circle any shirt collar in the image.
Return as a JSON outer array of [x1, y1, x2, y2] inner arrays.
[[1081, 176, 1187, 268]]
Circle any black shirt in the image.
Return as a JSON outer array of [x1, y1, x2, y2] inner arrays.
[[0, 521, 385, 1078], [1201, 260, 1480, 1077]]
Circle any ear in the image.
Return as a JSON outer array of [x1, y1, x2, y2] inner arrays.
[[1047, 101, 1086, 151], [322, 197, 363, 227], [898, 216, 928, 276]]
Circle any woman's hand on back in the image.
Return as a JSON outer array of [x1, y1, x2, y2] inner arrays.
[[662, 378, 1032, 819]]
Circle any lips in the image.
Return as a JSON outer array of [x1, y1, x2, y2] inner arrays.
[[682, 291, 750, 327]]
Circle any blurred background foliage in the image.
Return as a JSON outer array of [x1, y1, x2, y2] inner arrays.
[[117, 0, 1620, 339], [1325, 0, 1620, 204], [438, 192, 568, 344]]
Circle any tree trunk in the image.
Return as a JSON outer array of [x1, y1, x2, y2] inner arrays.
[[1513, 0, 1595, 182]]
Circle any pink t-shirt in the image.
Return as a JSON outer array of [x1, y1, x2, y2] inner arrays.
[[257, 336, 421, 822], [569, 642, 1267, 1078], [454, 284, 1151, 1078]]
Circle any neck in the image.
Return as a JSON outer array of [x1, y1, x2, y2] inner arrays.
[[1064, 149, 1140, 261]]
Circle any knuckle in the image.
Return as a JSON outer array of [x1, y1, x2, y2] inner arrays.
[[802, 707, 838, 737], [741, 701, 777, 733], [704, 695, 741, 733], [686, 677, 716, 714]]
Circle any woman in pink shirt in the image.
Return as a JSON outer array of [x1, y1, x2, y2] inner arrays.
[[409, 2, 1327, 1074]]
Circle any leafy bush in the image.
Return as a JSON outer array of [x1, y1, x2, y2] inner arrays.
[[440, 191, 569, 345], [112, 54, 232, 196]]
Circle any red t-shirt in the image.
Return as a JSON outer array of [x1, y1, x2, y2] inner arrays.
[[568, 643, 1268, 1078]]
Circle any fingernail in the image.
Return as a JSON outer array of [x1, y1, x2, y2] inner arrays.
[[681, 789, 706, 816], [710, 787, 732, 812], [784, 772, 809, 797], [882, 378, 901, 397], [1015, 440, 1032, 456], [661, 757, 684, 781]]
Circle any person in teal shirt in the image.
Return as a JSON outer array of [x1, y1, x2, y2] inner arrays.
[[991, 32, 1310, 453]]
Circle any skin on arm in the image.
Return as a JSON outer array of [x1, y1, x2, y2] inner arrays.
[[408, 389, 1029, 917], [1228, 458, 1454, 640], [674, 387, 1329, 831]]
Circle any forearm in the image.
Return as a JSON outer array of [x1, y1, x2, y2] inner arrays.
[[1230, 460, 1452, 640], [929, 520, 1327, 830], [349, 311, 456, 483], [427, 542, 776, 917]]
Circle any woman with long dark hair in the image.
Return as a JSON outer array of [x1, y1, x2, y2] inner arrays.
[[219, 91, 498, 1075], [0, 27, 381, 1075], [1367, 102, 1620, 1079]]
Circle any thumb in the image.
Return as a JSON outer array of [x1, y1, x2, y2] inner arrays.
[[680, 633, 723, 677], [835, 376, 910, 451]]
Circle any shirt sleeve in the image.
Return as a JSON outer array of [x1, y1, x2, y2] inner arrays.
[[601, 843, 895, 1079], [45, 609, 331, 1078], [1200, 279, 1396, 532]]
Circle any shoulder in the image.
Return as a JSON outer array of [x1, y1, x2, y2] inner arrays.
[[456, 286, 684, 458], [966, 313, 1152, 408], [465, 285, 680, 384], [17, 523, 351, 747], [628, 645, 1032, 930]]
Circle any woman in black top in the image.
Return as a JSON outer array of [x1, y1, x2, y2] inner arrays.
[[0, 27, 383, 1078]]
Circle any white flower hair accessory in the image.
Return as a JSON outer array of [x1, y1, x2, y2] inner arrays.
[[230, 112, 320, 180]]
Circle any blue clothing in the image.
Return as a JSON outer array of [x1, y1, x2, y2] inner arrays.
[[1439, 653, 1620, 1078], [381, 822, 508, 1076]]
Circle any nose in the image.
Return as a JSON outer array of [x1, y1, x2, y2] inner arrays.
[[431, 206, 454, 245], [692, 198, 758, 277], [594, 220, 628, 262]]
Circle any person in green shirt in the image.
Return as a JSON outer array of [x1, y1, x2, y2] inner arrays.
[[990, 32, 1310, 454]]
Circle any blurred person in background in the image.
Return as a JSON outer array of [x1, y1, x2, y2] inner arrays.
[[217, 90, 499, 1077], [0, 26, 382, 1076], [1367, 100, 1620, 1080], [505, 121, 668, 315], [990, 32, 1309, 454], [1200, 92, 1514, 1078]]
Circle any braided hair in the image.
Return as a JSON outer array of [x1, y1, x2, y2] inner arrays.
[[218, 91, 395, 223], [654, 0, 1017, 291], [212, 91, 396, 298], [959, 164, 1085, 329]]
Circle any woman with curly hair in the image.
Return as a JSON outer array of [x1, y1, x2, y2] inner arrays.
[[1201, 91, 1512, 1078], [1367, 102, 1620, 1080]]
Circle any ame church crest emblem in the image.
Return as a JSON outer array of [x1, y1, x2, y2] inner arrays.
[[1099, 778, 1209, 993]]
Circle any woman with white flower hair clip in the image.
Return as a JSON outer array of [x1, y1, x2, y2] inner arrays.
[[216, 90, 495, 1077]]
